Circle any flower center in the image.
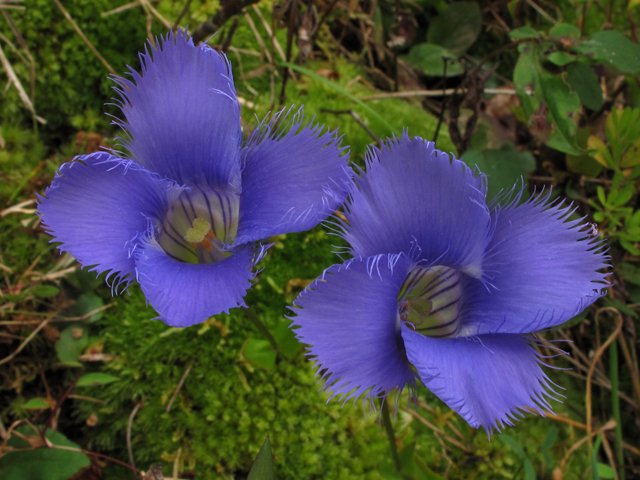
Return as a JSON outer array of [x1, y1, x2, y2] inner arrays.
[[157, 187, 240, 264], [398, 265, 463, 338]]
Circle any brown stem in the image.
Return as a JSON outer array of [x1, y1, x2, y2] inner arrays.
[[191, 0, 262, 45], [279, 0, 299, 105]]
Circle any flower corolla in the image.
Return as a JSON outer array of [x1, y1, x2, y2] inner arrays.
[[291, 134, 608, 433], [38, 31, 352, 327]]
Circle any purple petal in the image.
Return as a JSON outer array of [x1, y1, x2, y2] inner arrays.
[[37, 153, 182, 289], [342, 133, 491, 279], [459, 191, 608, 336], [135, 241, 257, 327], [113, 30, 241, 188], [290, 254, 417, 405], [234, 108, 352, 245], [402, 328, 558, 433]]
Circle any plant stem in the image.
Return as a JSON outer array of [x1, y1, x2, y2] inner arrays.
[[381, 397, 402, 474], [610, 338, 625, 479], [243, 307, 278, 351]]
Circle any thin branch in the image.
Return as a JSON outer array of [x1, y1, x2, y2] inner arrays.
[[586, 308, 624, 452], [321, 108, 378, 142], [0, 320, 48, 366], [101, 1, 140, 17], [191, 0, 262, 45], [359, 87, 516, 101], [52, 0, 117, 76], [127, 402, 142, 474], [173, 0, 193, 30], [166, 362, 194, 413]]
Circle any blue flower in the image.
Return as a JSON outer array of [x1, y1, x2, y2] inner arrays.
[[291, 134, 609, 433], [38, 31, 352, 328]]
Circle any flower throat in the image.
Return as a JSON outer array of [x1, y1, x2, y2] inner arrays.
[[157, 187, 239, 264], [398, 265, 463, 338]]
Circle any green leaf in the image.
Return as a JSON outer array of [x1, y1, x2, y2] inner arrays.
[[0, 425, 90, 480], [426, 1, 482, 56], [71, 293, 105, 323], [620, 238, 640, 255], [499, 434, 525, 458], [65, 267, 104, 293], [524, 459, 536, 480], [576, 31, 640, 75], [279, 62, 398, 136], [462, 144, 536, 200], [596, 463, 616, 479], [403, 43, 465, 77], [566, 154, 603, 177], [509, 26, 540, 40], [541, 427, 558, 451], [547, 131, 583, 155], [547, 52, 576, 66], [549, 23, 581, 39], [513, 51, 541, 118], [242, 338, 277, 370], [248, 436, 275, 480], [619, 263, 640, 285], [24, 397, 51, 409], [540, 73, 581, 145], [56, 326, 88, 366], [272, 320, 301, 360], [32, 285, 60, 298], [567, 62, 603, 111], [76, 372, 118, 387]]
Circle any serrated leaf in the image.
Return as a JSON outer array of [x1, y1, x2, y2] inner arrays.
[[576, 31, 640, 75], [248, 436, 275, 480], [548, 52, 576, 66], [0, 425, 90, 480], [242, 338, 276, 370], [403, 43, 465, 77], [76, 372, 118, 387], [567, 62, 603, 111], [427, 1, 482, 56], [32, 285, 60, 298]]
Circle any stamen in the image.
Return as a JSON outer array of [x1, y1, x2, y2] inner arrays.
[[156, 187, 240, 265], [185, 218, 212, 243]]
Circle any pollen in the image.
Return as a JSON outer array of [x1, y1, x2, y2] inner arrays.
[[184, 218, 212, 243]]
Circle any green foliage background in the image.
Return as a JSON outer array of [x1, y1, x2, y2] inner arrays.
[[1, 0, 638, 479]]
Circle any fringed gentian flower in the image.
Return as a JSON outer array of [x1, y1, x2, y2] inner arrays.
[[38, 31, 351, 327], [291, 134, 608, 433]]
